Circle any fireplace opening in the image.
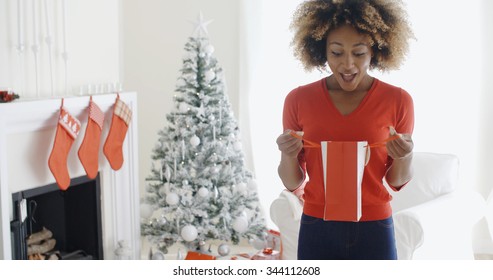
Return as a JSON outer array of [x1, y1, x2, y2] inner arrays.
[[10, 174, 104, 260]]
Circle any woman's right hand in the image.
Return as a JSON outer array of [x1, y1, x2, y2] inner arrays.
[[276, 130, 304, 159]]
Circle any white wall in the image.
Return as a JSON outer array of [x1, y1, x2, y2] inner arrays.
[[0, 0, 121, 98]]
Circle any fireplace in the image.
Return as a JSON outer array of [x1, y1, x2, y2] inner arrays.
[[0, 92, 140, 259], [11, 175, 103, 260]]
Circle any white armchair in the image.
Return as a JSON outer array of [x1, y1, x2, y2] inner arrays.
[[270, 152, 486, 260]]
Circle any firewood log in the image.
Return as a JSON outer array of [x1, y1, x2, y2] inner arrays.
[[28, 253, 45, 260], [28, 238, 56, 255], [26, 227, 53, 245]]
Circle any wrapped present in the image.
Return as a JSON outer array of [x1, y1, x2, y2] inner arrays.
[[184, 251, 216, 260], [320, 141, 368, 222], [251, 248, 280, 260]]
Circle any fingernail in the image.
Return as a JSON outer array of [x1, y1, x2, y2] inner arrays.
[[296, 131, 304, 136]]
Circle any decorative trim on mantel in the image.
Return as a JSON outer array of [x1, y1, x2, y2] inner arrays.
[[0, 92, 140, 259]]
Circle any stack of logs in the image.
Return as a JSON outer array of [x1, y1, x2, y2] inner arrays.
[[27, 227, 59, 260]]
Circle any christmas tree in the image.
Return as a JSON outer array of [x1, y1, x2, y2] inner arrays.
[[140, 15, 266, 254]]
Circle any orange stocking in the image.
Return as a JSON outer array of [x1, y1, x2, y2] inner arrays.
[[78, 97, 105, 179], [48, 102, 81, 190], [103, 95, 132, 171]]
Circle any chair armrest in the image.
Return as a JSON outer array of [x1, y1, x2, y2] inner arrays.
[[270, 190, 303, 260], [393, 210, 423, 260], [393, 190, 486, 259]]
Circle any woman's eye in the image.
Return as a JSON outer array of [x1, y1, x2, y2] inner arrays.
[[331, 51, 342, 56], [354, 52, 367, 57]]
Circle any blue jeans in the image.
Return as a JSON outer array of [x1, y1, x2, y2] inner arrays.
[[297, 214, 398, 260]]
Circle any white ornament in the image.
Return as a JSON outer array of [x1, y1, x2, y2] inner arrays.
[[232, 216, 248, 233], [166, 193, 180, 206], [177, 249, 184, 260], [164, 169, 171, 183], [204, 70, 215, 82], [198, 187, 209, 198], [205, 45, 215, 55], [240, 210, 248, 219], [199, 240, 207, 252], [140, 203, 154, 220], [236, 182, 247, 196], [151, 251, 165, 260], [191, 12, 213, 37], [233, 141, 242, 151], [158, 215, 167, 225], [212, 165, 221, 174], [247, 179, 258, 191], [181, 225, 198, 242], [190, 135, 200, 147], [217, 243, 230, 256], [213, 186, 219, 202], [114, 240, 132, 260]]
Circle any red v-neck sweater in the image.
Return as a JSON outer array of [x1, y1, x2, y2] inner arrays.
[[282, 78, 414, 221]]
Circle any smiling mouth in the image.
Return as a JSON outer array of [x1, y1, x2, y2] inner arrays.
[[340, 73, 357, 83]]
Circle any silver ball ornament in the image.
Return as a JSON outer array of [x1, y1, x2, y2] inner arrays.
[[151, 251, 165, 260], [166, 193, 180, 206], [140, 203, 153, 220], [190, 135, 201, 147], [198, 187, 209, 198], [181, 225, 198, 242], [232, 217, 248, 233], [217, 243, 230, 256], [233, 141, 243, 151]]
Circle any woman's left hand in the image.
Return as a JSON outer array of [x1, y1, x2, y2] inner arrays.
[[386, 127, 413, 160]]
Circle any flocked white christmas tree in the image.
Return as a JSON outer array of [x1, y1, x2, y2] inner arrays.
[[141, 13, 266, 254]]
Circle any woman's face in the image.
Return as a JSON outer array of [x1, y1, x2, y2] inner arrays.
[[326, 25, 373, 92]]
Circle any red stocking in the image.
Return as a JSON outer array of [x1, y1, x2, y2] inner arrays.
[[48, 102, 81, 190], [103, 95, 132, 171], [78, 97, 105, 179]]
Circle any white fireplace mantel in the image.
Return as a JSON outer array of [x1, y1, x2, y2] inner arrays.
[[0, 92, 140, 259]]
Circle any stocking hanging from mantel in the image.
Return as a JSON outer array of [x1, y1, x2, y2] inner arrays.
[[48, 99, 81, 190], [103, 94, 132, 171], [78, 96, 105, 179]]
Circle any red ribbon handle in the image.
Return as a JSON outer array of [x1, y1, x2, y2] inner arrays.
[[289, 131, 401, 149]]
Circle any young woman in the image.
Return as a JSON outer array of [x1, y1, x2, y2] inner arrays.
[[276, 0, 415, 260]]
